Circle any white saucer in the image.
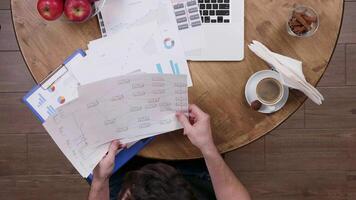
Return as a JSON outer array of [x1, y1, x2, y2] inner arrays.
[[245, 70, 289, 114]]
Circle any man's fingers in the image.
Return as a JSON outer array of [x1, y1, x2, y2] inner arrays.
[[176, 112, 192, 130], [189, 104, 207, 120], [189, 116, 195, 125], [106, 140, 121, 161]]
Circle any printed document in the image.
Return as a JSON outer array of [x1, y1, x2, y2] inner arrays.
[[72, 14, 192, 86], [43, 74, 188, 170]]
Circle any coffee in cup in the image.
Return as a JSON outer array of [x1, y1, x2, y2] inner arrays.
[[256, 77, 283, 105]]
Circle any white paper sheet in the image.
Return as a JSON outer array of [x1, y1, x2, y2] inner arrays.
[[45, 74, 188, 148], [170, 0, 205, 53], [72, 15, 193, 86], [98, 0, 204, 54], [43, 116, 110, 177]]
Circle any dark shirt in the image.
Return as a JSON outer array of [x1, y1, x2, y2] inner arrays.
[[109, 156, 216, 200]]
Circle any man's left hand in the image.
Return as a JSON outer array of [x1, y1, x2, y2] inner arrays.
[[93, 140, 123, 183]]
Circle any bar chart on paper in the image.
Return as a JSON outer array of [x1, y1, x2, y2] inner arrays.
[[37, 93, 47, 107], [156, 60, 181, 75], [46, 105, 56, 116], [30, 90, 60, 119]]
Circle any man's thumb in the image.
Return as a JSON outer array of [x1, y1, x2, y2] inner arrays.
[[176, 112, 192, 130], [107, 140, 121, 161]]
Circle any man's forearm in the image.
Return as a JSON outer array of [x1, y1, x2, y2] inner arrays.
[[88, 179, 110, 200], [202, 146, 251, 200]]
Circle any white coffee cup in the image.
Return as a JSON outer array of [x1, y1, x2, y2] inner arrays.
[[255, 77, 284, 106]]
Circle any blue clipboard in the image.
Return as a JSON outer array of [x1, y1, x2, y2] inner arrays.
[[23, 49, 154, 179], [22, 49, 86, 123]]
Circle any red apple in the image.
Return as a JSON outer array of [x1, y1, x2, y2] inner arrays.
[[64, 0, 93, 22], [37, 0, 64, 21]]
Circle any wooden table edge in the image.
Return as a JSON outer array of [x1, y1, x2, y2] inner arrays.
[[10, 1, 37, 83]]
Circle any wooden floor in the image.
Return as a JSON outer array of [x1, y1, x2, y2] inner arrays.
[[0, 1, 356, 199]]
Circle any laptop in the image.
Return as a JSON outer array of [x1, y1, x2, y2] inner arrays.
[[186, 0, 244, 61]]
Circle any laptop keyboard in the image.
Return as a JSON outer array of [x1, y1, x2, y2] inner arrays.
[[198, 0, 231, 23]]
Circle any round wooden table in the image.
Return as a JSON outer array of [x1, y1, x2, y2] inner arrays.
[[11, 0, 344, 160]]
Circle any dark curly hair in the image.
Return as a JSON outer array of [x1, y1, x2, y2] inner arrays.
[[117, 163, 197, 200]]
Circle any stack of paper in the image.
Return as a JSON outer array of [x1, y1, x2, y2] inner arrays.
[[24, 0, 194, 178], [73, 0, 193, 86], [72, 20, 192, 86], [44, 73, 188, 177]]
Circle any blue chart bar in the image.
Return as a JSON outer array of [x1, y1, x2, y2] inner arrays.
[[174, 63, 180, 75], [158, 61, 181, 75], [156, 64, 163, 74], [38, 94, 46, 106], [169, 60, 176, 75], [46, 105, 56, 116]]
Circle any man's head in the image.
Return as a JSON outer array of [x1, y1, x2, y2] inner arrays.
[[118, 163, 197, 200]]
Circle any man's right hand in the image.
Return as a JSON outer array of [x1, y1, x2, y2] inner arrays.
[[177, 105, 251, 200], [176, 104, 216, 154]]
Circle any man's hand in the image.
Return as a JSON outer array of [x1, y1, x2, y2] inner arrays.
[[93, 140, 123, 183], [89, 140, 123, 200], [176, 104, 216, 154], [177, 105, 251, 200]]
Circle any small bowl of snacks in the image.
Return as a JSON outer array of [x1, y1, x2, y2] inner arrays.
[[287, 5, 319, 37]]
